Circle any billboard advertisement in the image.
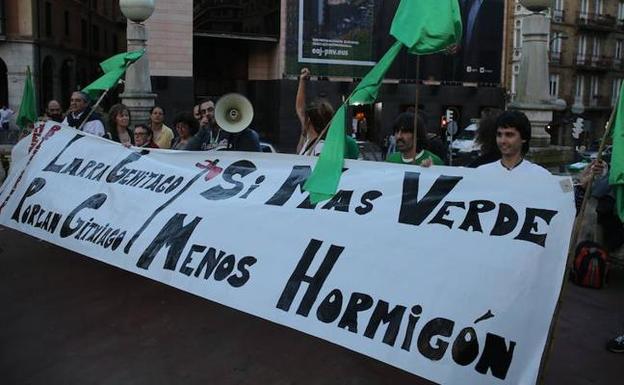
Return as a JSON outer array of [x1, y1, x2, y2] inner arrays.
[[298, 0, 376, 66], [285, 0, 505, 84]]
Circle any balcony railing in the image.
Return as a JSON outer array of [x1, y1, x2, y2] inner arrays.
[[589, 94, 609, 107], [576, 54, 613, 70], [618, 19, 624, 31], [614, 57, 624, 70], [550, 51, 562, 65], [553, 9, 565, 23], [577, 12, 617, 31]]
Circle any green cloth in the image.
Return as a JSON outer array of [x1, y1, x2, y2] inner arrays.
[[390, 0, 462, 55], [16, 66, 37, 130], [349, 41, 403, 105], [386, 150, 444, 166], [610, 82, 624, 222], [82, 50, 145, 99], [303, 105, 346, 203], [345, 135, 360, 160]]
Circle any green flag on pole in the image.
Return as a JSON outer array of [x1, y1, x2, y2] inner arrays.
[[82, 50, 145, 99], [390, 0, 463, 54], [15, 66, 37, 130], [609, 82, 624, 222], [303, 0, 462, 203]]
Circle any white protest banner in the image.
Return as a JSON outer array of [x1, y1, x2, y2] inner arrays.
[[0, 123, 575, 385]]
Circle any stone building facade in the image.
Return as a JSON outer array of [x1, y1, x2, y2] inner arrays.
[[0, 0, 126, 126], [506, 0, 624, 145]]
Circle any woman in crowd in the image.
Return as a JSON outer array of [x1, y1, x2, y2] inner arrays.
[[295, 67, 359, 159], [133, 124, 159, 148], [171, 111, 199, 150], [107, 103, 133, 146], [148, 106, 174, 149]]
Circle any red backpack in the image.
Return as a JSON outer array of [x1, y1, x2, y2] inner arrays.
[[571, 240, 609, 289]]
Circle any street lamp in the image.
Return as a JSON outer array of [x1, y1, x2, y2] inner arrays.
[[119, 0, 156, 125]]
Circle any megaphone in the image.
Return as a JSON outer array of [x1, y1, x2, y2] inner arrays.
[[215, 93, 254, 133]]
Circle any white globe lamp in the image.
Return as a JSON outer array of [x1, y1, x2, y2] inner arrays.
[[120, 0, 155, 23]]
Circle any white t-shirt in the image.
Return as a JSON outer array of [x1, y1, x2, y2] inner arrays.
[[299, 138, 324, 156], [62, 112, 106, 137], [478, 159, 551, 176]]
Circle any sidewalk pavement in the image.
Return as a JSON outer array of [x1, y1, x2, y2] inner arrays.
[[0, 226, 621, 385]]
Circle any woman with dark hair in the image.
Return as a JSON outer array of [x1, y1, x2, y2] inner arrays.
[[386, 112, 443, 166], [107, 103, 133, 146], [148, 106, 174, 149], [468, 108, 502, 167], [295, 67, 359, 159], [171, 111, 199, 150]]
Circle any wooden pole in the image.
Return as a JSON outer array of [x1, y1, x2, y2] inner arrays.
[[77, 88, 110, 132], [413, 56, 421, 156], [537, 104, 616, 384]]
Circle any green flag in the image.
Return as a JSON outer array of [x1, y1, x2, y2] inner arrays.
[[15, 66, 37, 130], [82, 49, 145, 99], [303, 42, 402, 203], [609, 82, 624, 222], [349, 41, 403, 105], [390, 0, 462, 54], [303, 105, 347, 203]]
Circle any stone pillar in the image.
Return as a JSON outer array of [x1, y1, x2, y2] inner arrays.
[[509, 12, 553, 147], [120, 21, 156, 126]]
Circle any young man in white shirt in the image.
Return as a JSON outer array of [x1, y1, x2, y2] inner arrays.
[[478, 110, 550, 176]]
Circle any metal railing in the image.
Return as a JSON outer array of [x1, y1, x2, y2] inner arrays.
[[576, 54, 613, 69], [577, 12, 617, 29]]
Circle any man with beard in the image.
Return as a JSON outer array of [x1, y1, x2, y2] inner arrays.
[[185, 98, 260, 152], [386, 112, 443, 166], [45, 100, 64, 123]]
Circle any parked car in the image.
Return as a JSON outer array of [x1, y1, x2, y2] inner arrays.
[[451, 123, 480, 155]]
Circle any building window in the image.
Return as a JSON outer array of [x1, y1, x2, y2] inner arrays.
[[81, 19, 88, 49], [580, 0, 589, 18], [576, 76, 586, 103], [612, 78, 623, 105], [45, 2, 52, 37], [619, 1, 624, 20], [592, 37, 601, 64], [554, 0, 564, 22], [577, 35, 587, 64], [0, 0, 6, 36], [590, 76, 600, 106], [616, 40, 623, 67], [92, 25, 100, 51], [549, 74, 560, 97], [64, 11, 69, 37], [550, 32, 563, 62], [595, 0, 604, 15]]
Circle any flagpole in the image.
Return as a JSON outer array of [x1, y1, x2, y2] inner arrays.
[[537, 104, 617, 384], [77, 88, 111, 132], [413, 56, 421, 154]]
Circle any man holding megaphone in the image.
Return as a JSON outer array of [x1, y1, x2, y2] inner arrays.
[[184, 96, 261, 152]]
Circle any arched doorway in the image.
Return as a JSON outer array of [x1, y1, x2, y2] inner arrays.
[[0, 57, 8, 107], [41, 56, 55, 110], [60, 59, 74, 110]]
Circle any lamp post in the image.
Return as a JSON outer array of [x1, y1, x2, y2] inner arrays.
[[119, 0, 156, 125]]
